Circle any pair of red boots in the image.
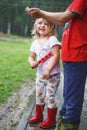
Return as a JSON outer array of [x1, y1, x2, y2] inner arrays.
[[29, 104, 57, 129]]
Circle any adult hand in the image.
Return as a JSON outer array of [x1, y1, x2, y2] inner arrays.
[[25, 6, 42, 18]]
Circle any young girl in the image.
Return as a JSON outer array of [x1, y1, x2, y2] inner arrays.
[[28, 18, 61, 129]]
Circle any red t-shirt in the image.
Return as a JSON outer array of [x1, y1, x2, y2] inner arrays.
[[61, 0, 87, 62]]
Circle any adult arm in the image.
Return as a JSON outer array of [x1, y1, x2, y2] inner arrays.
[[25, 7, 76, 26]]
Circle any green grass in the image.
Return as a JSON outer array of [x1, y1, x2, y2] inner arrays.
[[0, 38, 36, 104]]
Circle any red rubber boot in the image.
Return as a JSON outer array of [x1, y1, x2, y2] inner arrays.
[[29, 104, 44, 124], [39, 107, 57, 128]]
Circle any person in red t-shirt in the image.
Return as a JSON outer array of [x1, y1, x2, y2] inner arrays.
[[25, 0, 87, 129]]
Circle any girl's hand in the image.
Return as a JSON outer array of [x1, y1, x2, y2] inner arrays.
[[30, 61, 38, 69], [28, 52, 37, 69], [42, 69, 50, 79]]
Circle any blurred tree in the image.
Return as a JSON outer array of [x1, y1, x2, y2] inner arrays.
[[0, 0, 72, 38]]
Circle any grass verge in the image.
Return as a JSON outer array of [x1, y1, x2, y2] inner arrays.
[[0, 37, 36, 104]]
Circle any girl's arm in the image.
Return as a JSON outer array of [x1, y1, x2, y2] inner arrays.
[[28, 52, 37, 69], [42, 45, 60, 79]]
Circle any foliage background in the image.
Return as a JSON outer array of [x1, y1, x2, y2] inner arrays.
[[0, 0, 72, 38]]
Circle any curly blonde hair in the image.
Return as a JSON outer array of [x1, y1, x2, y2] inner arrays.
[[31, 18, 56, 39]]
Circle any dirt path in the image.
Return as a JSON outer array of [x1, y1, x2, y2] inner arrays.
[[0, 80, 35, 130]]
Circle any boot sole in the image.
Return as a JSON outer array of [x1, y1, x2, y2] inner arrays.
[[39, 124, 56, 129], [29, 118, 43, 124]]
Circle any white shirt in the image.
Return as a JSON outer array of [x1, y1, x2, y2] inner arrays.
[[30, 35, 61, 78]]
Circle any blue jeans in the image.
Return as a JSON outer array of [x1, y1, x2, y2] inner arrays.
[[62, 61, 87, 123]]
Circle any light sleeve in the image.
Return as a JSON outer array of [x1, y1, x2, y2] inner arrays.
[[48, 35, 61, 48], [30, 40, 36, 53]]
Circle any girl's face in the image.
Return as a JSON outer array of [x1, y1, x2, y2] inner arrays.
[[35, 18, 51, 37]]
